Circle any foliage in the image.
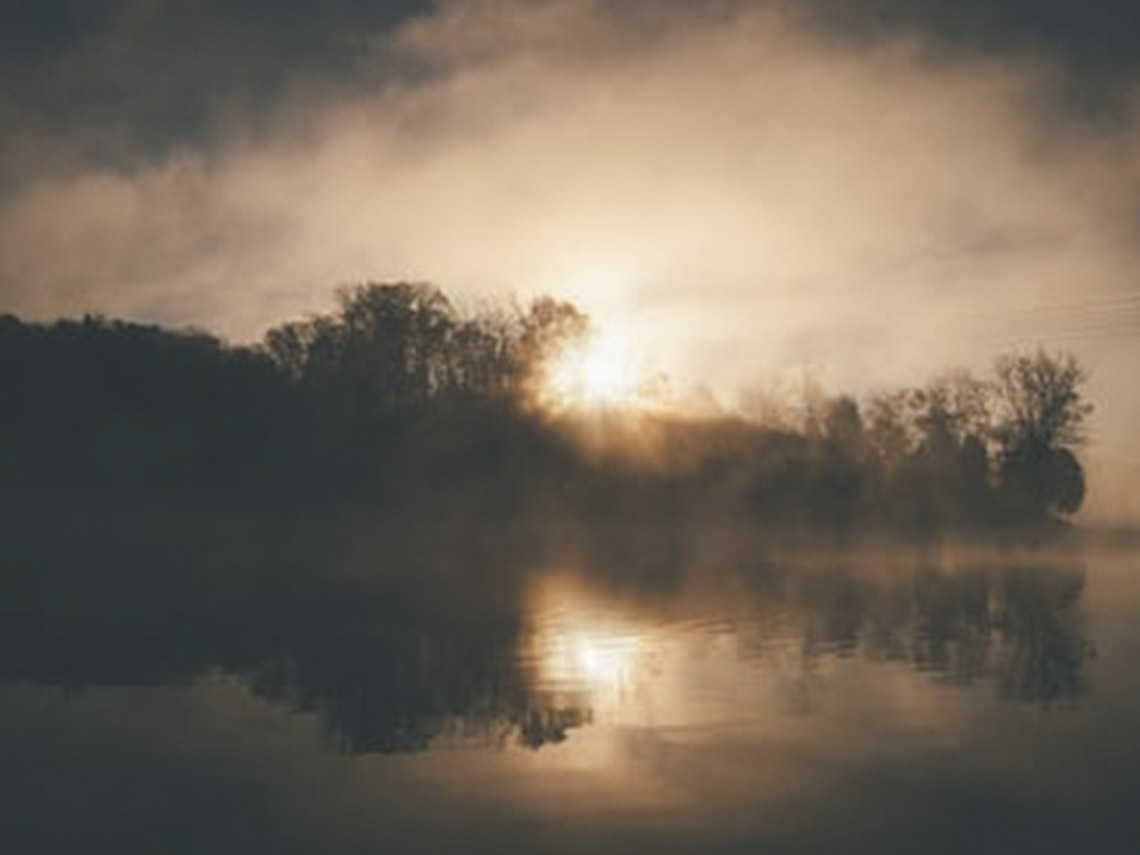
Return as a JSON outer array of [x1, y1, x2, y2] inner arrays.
[[262, 283, 587, 412], [0, 289, 1093, 530], [993, 350, 1092, 451], [990, 350, 1093, 518]]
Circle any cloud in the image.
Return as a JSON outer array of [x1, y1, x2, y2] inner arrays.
[[1, 0, 1139, 451], [2, 0, 1138, 188]]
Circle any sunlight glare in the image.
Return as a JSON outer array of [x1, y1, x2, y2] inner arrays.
[[543, 326, 644, 411], [524, 575, 647, 710]]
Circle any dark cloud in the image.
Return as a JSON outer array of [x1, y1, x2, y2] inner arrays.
[[806, 0, 1140, 75], [0, 0, 434, 179], [791, 0, 1140, 123], [2, 0, 1139, 184]]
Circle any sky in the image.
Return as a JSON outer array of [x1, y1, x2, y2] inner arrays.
[[2, 0, 1140, 489]]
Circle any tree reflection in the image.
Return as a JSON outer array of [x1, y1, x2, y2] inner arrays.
[[736, 556, 1090, 706], [996, 565, 1088, 702], [0, 538, 1093, 754]]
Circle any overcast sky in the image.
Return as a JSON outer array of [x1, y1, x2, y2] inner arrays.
[[2, 0, 1139, 482]]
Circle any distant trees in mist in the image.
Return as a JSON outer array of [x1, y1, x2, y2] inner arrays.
[[822, 352, 1092, 527], [0, 282, 1093, 530]]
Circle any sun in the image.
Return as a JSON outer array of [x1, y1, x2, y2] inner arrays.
[[543, 327, 642, 411]]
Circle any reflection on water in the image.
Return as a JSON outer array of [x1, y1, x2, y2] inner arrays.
[[0, 542, 1093, 755], [4, 531, 1139, 854], [512, 555, 1092, 749], [525, 575, 649, 703]]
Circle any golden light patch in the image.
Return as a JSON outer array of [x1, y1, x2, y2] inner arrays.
[[542, 326, 644, 412], [523, 575, 648, 710]]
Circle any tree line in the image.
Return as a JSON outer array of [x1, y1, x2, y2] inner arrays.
[[0, 281, 1093, 530]]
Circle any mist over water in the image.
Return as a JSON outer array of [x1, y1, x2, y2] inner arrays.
[[2, 514, 1136, 854]]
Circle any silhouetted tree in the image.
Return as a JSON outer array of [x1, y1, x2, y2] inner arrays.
[[993, 350, 1092, 451], [0, 286, 1095, 532], [992, 351, 1091, 520]]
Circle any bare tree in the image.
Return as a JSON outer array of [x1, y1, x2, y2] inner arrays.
[[992, 350, 1092, 452]]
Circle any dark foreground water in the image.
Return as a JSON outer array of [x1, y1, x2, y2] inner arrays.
[[1, 528, 1138, 854]]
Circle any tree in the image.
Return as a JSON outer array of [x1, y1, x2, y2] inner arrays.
[[916, 371, 991, 448], [992, 350, 1092, 519], [516, 297, 590, 402], [519, 297, 589, 363], [262, 283, 463, 415], [993, 350, 1091, 450]]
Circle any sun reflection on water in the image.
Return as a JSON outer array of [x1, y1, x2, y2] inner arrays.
[[522, 575, 651, 715]]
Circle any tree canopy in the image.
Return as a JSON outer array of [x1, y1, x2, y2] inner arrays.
[[0, 286, 1095, 530]]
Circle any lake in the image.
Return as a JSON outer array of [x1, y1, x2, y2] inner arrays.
[[1, 527, 1137, 854]]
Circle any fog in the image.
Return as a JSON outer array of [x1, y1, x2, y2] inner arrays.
[[2, 0, 1139, 509]]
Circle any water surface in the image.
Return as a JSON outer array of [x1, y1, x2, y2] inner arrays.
[[1, 532, 1137, 854]]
